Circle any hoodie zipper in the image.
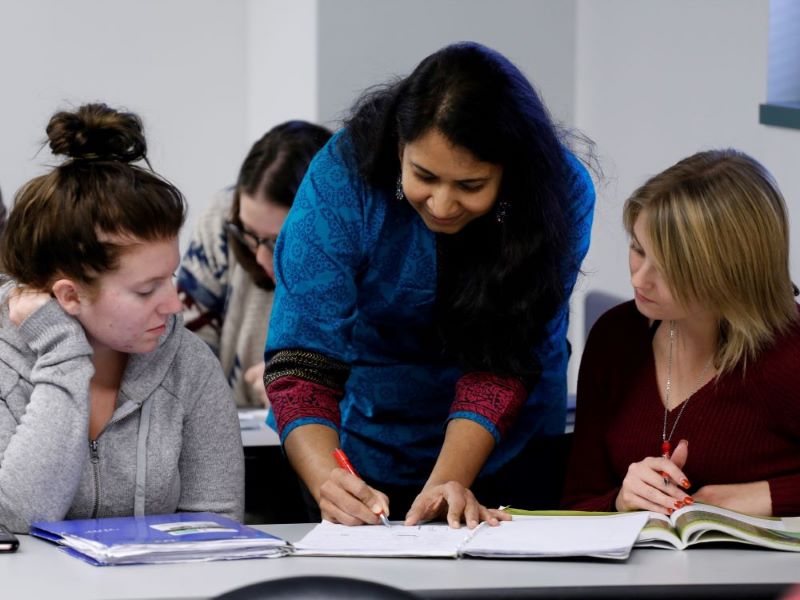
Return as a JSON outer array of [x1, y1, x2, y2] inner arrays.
[[86, 406, 140, 519], [89, 439, 100, 518]]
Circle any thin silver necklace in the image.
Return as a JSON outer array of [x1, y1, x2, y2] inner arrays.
[[661, 320, 714, 458]]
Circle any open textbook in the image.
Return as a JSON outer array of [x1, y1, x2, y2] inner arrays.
[[294, 511, 650, 560], [637, 503, 800, 551], [509, 503, 800, 552], [30, 512, 290, 566]]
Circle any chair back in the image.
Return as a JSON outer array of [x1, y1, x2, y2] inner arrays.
[[584, 290, 625, 340], [215, 575, 420, 600]]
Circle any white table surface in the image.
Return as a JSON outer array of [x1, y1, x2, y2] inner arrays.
[[238, 409, 279, 447], [2, 523, 799, 599]]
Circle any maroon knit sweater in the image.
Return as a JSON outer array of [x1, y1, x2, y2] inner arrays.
[[562, 301, 800, 516]]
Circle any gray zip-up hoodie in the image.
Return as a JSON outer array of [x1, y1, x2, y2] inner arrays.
[[0, 281, 244, 533]]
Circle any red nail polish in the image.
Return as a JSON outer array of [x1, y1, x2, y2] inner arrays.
[[681, 479, 691, 489], [683, 497, 694, 505], [674, 500, 684, 509], [667, 508, 673, 515]]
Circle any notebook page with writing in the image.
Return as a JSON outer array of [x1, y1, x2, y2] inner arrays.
[[293, 520, 469, 557], [294, 512, 650, 560]]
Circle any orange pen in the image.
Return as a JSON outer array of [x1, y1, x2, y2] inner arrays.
[[332, 448, 391, 527]]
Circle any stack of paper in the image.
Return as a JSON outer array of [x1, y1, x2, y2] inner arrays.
[[30, 512, 290, 566], [294, 512, 650, 560]]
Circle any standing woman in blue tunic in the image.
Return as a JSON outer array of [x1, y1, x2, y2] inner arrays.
[[265, 42, 595, 528]]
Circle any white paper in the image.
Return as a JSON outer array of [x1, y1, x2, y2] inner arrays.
[[294, 521, 471, 557], [466, 512, 650, 559], [294, 512, 650, 560]]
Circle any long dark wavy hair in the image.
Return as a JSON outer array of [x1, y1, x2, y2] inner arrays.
[[229, 120, 332, 290], [345, 42, 590, 382]]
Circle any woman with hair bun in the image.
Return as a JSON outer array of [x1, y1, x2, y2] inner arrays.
[[563, 149, 800, 517], [0, 103, 244, 533]]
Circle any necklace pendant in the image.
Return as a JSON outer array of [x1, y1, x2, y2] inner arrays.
[[661, 439, 672, 457]]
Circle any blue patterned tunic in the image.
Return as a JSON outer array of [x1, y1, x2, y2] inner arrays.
[[266, 131, 595, 486]]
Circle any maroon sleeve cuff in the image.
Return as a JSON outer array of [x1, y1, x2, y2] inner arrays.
[[450, 372, 528, 439], [768, 474, 800, 516], [267, 375, 342, 440]]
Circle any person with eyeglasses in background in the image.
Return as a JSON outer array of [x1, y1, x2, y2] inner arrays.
[[177, 121, 332, 407]]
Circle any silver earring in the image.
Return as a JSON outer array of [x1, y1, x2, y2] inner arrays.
[[495, 198, 509, 224], [395, 174, 405, 201]]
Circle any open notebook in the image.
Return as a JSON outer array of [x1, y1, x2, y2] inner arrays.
[[294, 512, 650, 560]]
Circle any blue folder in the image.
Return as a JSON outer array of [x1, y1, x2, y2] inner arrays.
[[30, 512, 290, 566]]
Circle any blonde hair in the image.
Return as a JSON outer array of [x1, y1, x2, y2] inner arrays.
[[623, 149, 797, 374]]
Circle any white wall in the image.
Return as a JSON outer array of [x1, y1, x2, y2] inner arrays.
[[316, 0, 577, 128], [572, 0, 800, 389], [3, 1, 797, 393], [0, 0, 248, 247], [245, 0, 318, 140]]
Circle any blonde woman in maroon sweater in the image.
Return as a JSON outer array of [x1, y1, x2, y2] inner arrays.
[[562, 149, 800, 517]]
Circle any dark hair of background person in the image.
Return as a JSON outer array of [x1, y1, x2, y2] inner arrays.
[[228, 120, 333, 290], [0, 103, 185, 293], [344, 41, 592, 382]]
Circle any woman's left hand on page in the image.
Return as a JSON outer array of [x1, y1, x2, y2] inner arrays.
[[403, 481, 510, 529]]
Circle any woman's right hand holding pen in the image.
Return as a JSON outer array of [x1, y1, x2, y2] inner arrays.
[[319, 467, 390, 526], [614, 439, 693, 514], [283, 425, 390, 526]]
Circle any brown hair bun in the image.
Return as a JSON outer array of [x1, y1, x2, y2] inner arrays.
[[46, 103, 147, 163]]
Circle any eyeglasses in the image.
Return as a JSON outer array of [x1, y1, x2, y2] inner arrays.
[[224, 220, 278, 254]]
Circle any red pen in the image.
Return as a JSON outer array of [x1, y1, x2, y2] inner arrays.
[[332, 448, 391, 527], [661, 443, 670, 486]]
